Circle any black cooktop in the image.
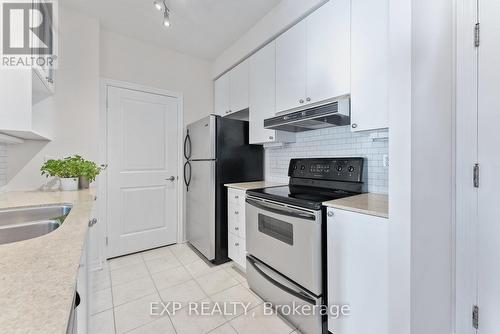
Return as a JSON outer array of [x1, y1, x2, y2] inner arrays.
[[246, 158, 365, 210], [247, 185, 359, 210]]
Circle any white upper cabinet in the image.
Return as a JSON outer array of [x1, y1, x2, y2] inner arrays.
[[229, 59, 249, 114], [214, 60, 249, 117], [306, 0, 350, 104], [350, 0, 389, 131], [276, 21, 307, 113], [276, 0, 350, 114], [214, 72, 230, 116], [249, 42, 295, 144]]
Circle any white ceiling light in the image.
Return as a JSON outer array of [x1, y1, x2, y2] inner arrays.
[[154, 0, 171, 28]]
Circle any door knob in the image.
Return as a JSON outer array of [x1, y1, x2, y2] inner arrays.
[[167, 176, 175, 181]]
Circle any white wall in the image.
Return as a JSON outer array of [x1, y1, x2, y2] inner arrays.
[[6, 6, 100, 191], [212, 0, 327, 78], [411, 0, 454, 333], [100, 29, 213, 126], [388, 0, 412, 332]]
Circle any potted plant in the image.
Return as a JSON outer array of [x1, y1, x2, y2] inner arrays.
[[41, 156, 81, 191], [76, 156, 107, 189]]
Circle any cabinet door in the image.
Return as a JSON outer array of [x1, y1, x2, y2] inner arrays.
[[249, 42, 279, 144], [276, 21, 307, 113], [351, 0, 389, 131], [229, 60, 249, 113], [77, 233, 89, 334], [228, 232, 239, 263], [306, 0, 350, 105], [214, 73, 230, 116], [327, 208, 388, 334]]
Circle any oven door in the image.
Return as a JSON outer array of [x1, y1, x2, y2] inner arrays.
[[245, 196, 322, 295], [246, 255, 323, 334]]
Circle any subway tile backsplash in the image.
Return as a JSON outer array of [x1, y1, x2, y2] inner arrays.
[[264, 126, 389, 194], [0, 144, 7, 187]]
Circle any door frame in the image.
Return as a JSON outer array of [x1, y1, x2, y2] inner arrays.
[[99, 78, 185, 260], [455, 0, 479, 333]]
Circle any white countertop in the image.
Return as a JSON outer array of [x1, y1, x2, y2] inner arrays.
[[323, 193, 389, 218], [0, 190, 96, 334]]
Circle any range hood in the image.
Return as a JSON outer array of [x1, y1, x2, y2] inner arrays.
[[264, 98, 350, 132]]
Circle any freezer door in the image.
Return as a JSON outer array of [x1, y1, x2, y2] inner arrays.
[[186, 160, 216, 260], [186, 115, 216, 160]]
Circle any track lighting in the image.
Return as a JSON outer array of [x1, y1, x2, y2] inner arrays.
[[153, 0, 171, 28], [163, 10, 170, 27], [153, 0, 162, 11]]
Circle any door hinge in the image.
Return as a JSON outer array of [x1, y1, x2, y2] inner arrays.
[[474, 23, 480, 47], [473, 163, 480, 188], [473, 305, 479, 329]]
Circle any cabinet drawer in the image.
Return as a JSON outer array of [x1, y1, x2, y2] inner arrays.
[[228, 189, 244, 204], [228, 201, 245, 238], [228, 232, 246, 270]]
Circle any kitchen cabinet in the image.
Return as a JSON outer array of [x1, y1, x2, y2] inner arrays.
[[76, 232, 89, 334], [214, 60, 249, 117], [350, 0, 389, 131], [306, 0, 350, 104], [214, 72, 230, 116], [75, 203, 97, 334], [249, 42, 295, 144], [327, 207, 388, 334], [0, 69, 53, 140], [276, 21, 307, 113], [227, 188, 247, 270], [276, 0, 350, 113]]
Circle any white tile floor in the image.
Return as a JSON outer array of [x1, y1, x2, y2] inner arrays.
[[89, 243, 299, 334]]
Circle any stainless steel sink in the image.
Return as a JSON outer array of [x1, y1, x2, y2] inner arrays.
[[0, 204, 72, 245]]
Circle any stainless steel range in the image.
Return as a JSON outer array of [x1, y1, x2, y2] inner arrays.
[[245, 158, 365, 334]]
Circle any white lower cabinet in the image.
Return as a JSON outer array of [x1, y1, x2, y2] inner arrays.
[[327, 207, 388, 334], [227, 188, 247, 270]]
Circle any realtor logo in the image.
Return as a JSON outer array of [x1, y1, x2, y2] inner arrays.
[[1, 0, 57, 67]]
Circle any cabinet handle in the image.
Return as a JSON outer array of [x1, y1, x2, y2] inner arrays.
[[299, 99, 304, 104], [88, 218, 97, 227], [234, 195, 239, 199], [235, 227, 239, 231], [234, 211, 239, 215], [269, 136, 274, 140], [351, 123, 358, 129], [306, 97, 311, 102], [327, 211, 334, 217], [235, 243, 239, 247]]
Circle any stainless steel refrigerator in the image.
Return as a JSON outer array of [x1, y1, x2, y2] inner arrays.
[[184, 115, 263, 264]]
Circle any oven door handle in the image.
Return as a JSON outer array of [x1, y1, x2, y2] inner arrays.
[[247, 256, 317, 305], [246, 198, 316, 221]]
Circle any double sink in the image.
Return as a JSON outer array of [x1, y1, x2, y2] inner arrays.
[[0, 204, 72, 245]]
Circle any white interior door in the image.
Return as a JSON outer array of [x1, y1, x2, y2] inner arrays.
[[106, 86, 179, 258], [477, 0, 500, 331]]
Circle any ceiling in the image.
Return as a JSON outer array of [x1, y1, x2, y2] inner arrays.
[[63, 0, 281, 60]]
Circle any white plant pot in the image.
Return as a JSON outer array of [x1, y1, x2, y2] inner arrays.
[[60, 177, 79, 191]]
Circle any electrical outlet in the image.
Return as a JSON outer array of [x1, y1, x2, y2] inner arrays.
[[383, 154, 389, 167]]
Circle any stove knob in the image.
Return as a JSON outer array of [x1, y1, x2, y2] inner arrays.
[[336, 166, 343, 172], [300, 165, 306, 170], [348, 166, 355, 173]]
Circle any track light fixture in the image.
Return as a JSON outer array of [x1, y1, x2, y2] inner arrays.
[[153, 0, 171, 28]]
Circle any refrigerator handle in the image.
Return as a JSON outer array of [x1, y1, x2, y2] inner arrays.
[[184, 131, 192, 160], [184, 161, 192, 191]]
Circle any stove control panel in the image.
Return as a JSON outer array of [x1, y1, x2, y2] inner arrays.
[[288, 158, 364, 183]]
